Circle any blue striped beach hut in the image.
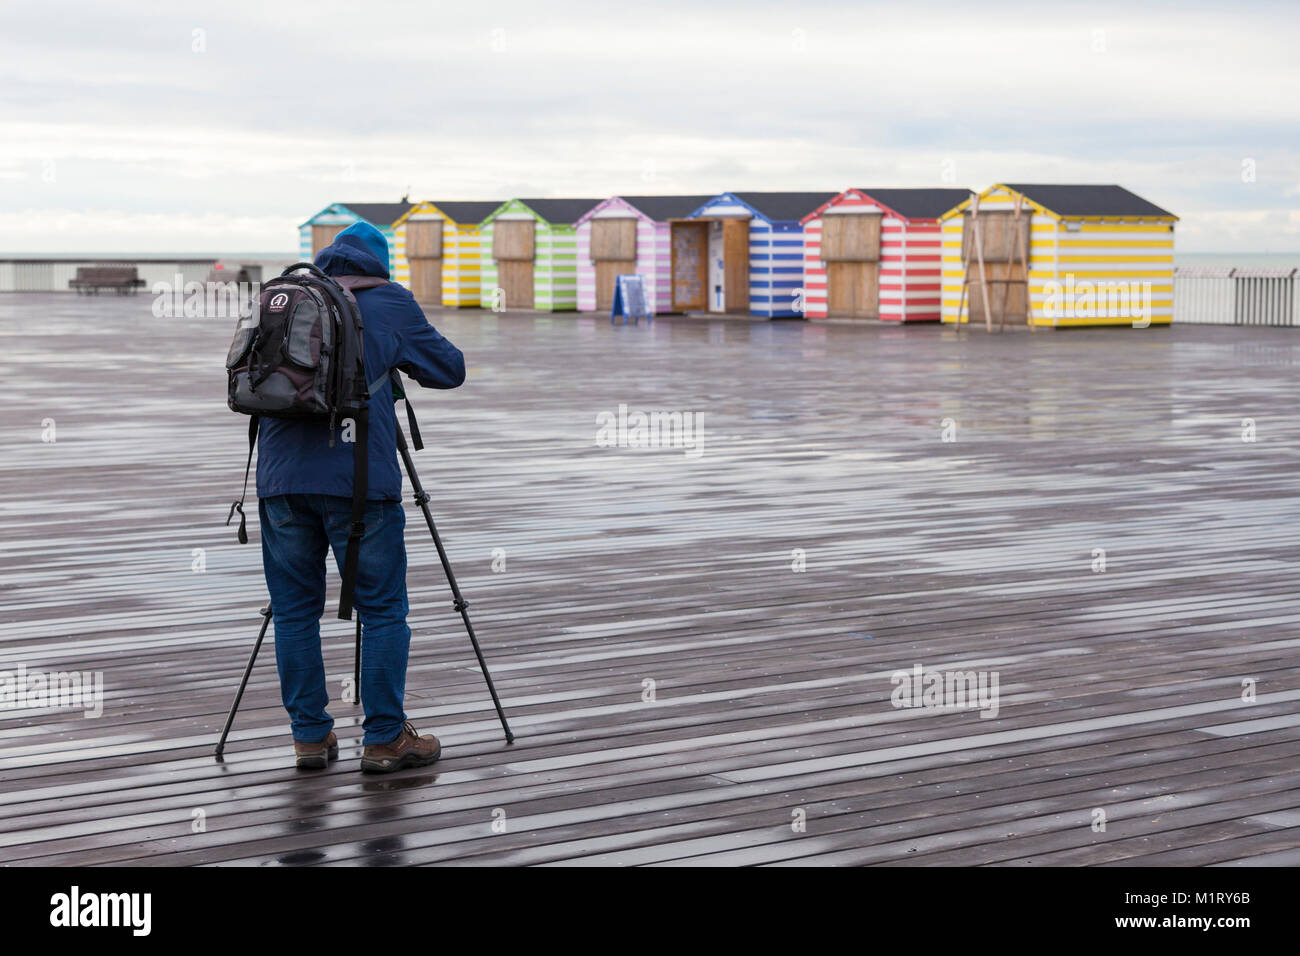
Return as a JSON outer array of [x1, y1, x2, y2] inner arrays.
[[297, 201, 415, 282], [673, 192, 837, 317]]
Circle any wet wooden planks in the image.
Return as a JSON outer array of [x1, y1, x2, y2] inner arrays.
[[0, 296, 1298, 866]]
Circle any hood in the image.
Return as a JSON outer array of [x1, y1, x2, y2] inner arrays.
[[315, 220, 390, 279]]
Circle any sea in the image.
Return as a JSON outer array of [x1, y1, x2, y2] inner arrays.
[[1175, 252, 1300, 270]]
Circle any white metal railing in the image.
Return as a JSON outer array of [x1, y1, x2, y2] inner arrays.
[[1174, 267, 1299, 327], [0, 258, 245, 293]]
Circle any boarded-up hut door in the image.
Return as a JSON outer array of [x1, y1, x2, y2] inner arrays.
[[493, 219, 535, 310], [722, 219, 750, 313], [312, 224, 346, 255], [821, 214, 881, 318], [963, 210, 1030, 326], [591, 218, 637, 311], [671, 222, 707, 311], [406, 218, 442, 304]]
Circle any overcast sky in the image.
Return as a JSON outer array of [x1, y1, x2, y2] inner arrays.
[[1, 0, 1296, 252]]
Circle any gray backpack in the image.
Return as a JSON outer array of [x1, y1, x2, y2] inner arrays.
[[225, 262, 385, 619]]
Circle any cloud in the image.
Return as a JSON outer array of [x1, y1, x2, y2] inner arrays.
[[0, 0, 1297, 251]]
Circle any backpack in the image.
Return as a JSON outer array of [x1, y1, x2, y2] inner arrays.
[[225, 261, 386, 620]]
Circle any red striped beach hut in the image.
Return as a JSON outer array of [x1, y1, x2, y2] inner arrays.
[[801, 188, 972, 320]]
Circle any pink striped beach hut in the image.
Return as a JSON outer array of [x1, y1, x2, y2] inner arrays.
[[575, 195, 714, 314], [801, 188, 971, 321]]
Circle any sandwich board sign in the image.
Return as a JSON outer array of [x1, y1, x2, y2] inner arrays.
[[611, 274, 651, 325]]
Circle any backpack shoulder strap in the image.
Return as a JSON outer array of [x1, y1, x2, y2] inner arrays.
[[336, 407, 368, 621], [306, 271, 379, 620], [390, 370, 424, 450], [334, 274, 389, 293], [401, 393, 423, 451], [335, 280, 372, 621], [226, 415, 259, 544]]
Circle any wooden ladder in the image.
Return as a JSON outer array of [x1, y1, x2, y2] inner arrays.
[[957, 193, 1032, 332]]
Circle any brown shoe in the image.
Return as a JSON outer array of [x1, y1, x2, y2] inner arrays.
[[360, 721, 441, 774], [294, 731, 338, 771]]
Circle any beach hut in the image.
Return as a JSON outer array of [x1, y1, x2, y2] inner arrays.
[[671, 192, 837, 317], [479, 199, 602, 311], [574, 196, 715, 314], [939, 184, 1178, 329], [801, 188, 973, 321], [393, 201, 501, 306], [298, 201, 415, 280]]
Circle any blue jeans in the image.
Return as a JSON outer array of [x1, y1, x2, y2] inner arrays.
[[259, 493, 411, 746]]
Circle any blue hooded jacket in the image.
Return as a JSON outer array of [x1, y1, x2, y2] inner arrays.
[[255, 221, 465, 501]]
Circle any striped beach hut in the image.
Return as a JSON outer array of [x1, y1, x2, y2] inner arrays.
[[939, 184, 1178, 329], [672, 192, 836, 317], [479, 198, 601, 311], [574, 195, 714, 314], [394, 201, 500, 307], [298, 201, 414, 281], [801, 188, 973, 321]]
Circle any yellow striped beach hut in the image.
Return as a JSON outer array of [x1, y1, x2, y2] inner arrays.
[[939, 185, 1177, 329], [393, 201, 500, 306]]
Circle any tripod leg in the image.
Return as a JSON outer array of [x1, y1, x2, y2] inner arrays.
[[215, 605, 272, 760], [396, 424, 515, 744], [353, 618, 361, 707]]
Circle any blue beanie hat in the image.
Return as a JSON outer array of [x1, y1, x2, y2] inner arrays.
[[336, 220, 389, 266]]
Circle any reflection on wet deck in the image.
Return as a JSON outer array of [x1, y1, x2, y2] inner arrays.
[[2, 295, 1299, 866]]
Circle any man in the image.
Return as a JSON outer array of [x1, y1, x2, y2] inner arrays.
[[255, 220, 465, 772]]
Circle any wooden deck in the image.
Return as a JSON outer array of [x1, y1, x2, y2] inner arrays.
[[1, 295, 1298, 866]]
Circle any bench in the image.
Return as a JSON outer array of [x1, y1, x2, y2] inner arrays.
[[69, 266, 147, 295]]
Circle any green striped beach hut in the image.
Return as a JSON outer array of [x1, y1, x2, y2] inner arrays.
[[479, 198, 601, 311]]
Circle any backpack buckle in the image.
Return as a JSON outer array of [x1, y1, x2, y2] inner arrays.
[[349, 521, 366, 539]]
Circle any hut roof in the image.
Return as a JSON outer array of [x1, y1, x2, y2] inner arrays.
[[848, 188, 975, 221], [426, 201, 503, 225], [617, 195, 719, 221], [515, 198, 603, 226], [1001, 184, 1176, 219], [340, 202, 415, 227], [730, 192, 839, 222]]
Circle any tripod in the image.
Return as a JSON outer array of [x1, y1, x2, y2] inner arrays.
[[214, 419, 515, 759]]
